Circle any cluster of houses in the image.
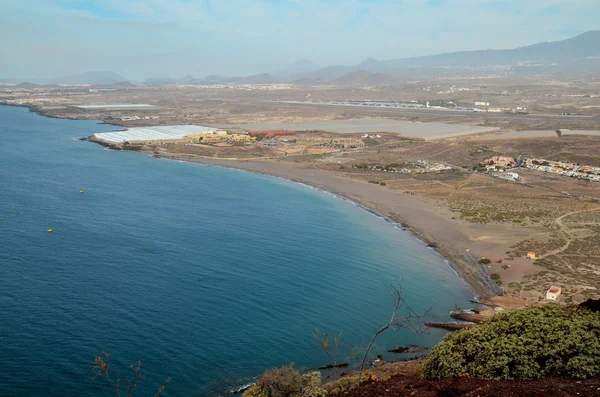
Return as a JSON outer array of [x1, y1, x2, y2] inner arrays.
[[481, 155, 600, 183], [524, 159, 600, 182], [482, 156, 517, 172], [353, 160, 452, 174], [188, 131, 256, 144], [481, 156, 520, 180], [116, 115, 160, 121]]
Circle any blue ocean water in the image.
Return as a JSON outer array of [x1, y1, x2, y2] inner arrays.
[[0, 105, 473, 396]]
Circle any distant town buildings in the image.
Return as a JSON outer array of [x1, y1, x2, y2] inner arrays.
[[289, 99, 527, 114], [196, 83, 292, 91], [524, 158, 600, 183], [331, 138, 365, 148], [261, 139, 280, 146], [353, 160, 452, 174], [483, 156, 517, 171], [480, 156, 600, 183], [115, 115, 160, 121], [188, 132, 255, 143]]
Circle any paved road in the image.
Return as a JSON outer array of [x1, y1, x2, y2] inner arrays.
[[257, 101, 600, 128]]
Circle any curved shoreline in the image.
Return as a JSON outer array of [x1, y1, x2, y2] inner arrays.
[[209, 165, 479, 297], [151, 154, 490, 298], [9, 103, 489, 297]]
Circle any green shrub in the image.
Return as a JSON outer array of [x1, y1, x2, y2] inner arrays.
[[243, 384, 266, 397], [325, 372, 372, 394], [479, 258, 492, 265], [300, 372, 327, 397], [257, 364, 301, 397], [326, 376, 359, 394], [422, 305, 600, 381], [243, 365, 326, 397], [490, 273, 501, 281]]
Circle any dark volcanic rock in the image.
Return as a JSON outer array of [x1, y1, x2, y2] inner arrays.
[[388, 345, 429, 354], [579, 298, 600, 313], [424, 322, 476, 331], [318, 363, 349, 370]]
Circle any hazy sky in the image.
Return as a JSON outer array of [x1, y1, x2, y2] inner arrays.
[[1, 0, 598, 80]]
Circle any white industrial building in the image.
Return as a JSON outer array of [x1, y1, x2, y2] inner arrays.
[[77, 104, 158, 110], [94, 125, 218, 143]]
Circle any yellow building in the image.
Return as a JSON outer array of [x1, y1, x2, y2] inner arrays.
[[187, 133, 226, 143], [187, 133, 255, 143], [527, 252, 536, 259], [203, 135, 228, 143], [229, 134, 255, 142]]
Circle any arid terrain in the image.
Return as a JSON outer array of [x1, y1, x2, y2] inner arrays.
[[321, 359, 600, 397], [3, 79, 600, 304]]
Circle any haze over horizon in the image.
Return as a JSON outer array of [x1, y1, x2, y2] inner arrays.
[[1, 0, 599, 80]]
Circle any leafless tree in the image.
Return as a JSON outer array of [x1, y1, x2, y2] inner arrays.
[[313, 328, 344, 375], [92, 351, 171, 397], [357, 284, 434, 385]]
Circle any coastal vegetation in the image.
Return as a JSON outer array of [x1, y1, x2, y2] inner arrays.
[[242, 303, 600, 396], [243, 365, 326, 397], [92, 351, 171, 397], [423, 305, 600, 381]]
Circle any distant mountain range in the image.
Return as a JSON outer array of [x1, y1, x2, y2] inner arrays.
[[296, 30, 600, 82], [3, 31, 599, 87], [142, 31, 600, 85]]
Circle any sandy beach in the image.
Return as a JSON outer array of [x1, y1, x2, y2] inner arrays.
[[154, 154, 544, 299]]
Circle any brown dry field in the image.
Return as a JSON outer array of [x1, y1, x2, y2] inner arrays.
[[310, 135, 600, 303], [3, 80, 600, 303], [2, 76, 600, 131]]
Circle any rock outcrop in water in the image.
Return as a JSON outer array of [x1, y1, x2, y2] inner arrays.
[[387, 345, 429, 354]]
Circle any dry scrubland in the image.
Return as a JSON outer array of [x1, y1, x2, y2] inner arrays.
[[316, 136, 600, 303], [3, 76, 600, 130], [3, 80, 600, 303]]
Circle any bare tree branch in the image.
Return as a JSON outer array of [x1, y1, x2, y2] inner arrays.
[[92, 352, 170, 397], [357, 283, 434, 386], [313, 328, 344, 375]]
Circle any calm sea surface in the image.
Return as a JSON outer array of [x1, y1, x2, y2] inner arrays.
[[0, 106, 473, 396]]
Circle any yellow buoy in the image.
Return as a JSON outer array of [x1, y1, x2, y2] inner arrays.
[[47, 229, 53, 233], [80, 190, 84, 194]]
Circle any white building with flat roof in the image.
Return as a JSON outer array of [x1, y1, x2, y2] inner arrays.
[[94, 125, 217, 143], [546, 286, 561, 301]]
